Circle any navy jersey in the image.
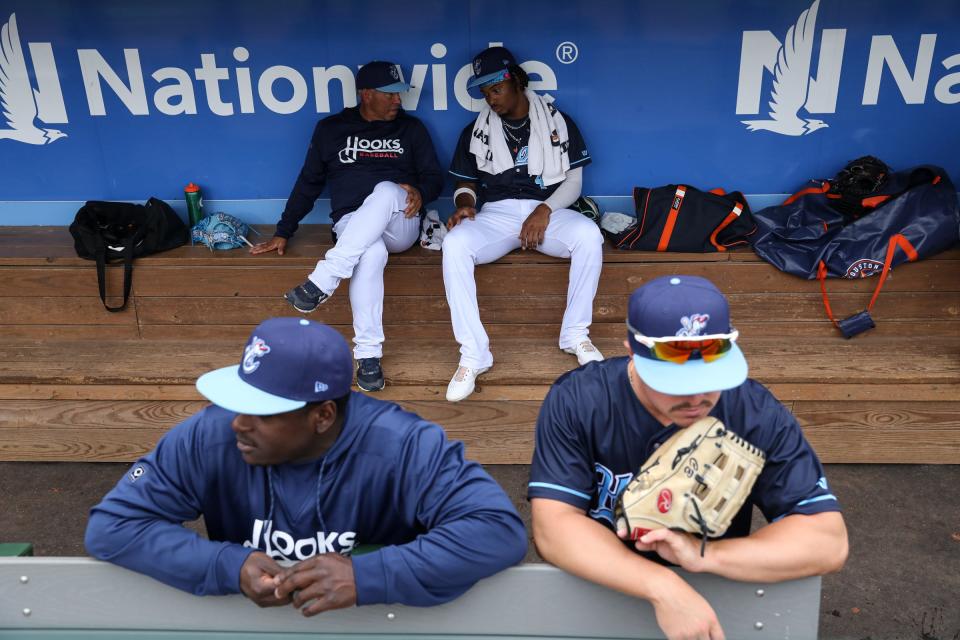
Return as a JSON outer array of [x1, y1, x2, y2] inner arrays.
[[528, 357, 840, 539], [449, 110, 591, 205], [86, 392, 526, 605], [277, 107, 443, 236]]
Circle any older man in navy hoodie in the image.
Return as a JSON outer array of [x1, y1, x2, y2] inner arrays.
[[251, 61, 444, 393], [86, 318, 526, 615]]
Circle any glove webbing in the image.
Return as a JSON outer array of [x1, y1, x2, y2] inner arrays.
[[671, 425, 725, 557]]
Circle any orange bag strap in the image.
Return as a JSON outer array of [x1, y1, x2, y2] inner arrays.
[[867, 234, 918, 312], [817, 234, 919, 328], [656, 186, 687, 252], [783, 182, 830, 206], [708, 201, 745, 252]]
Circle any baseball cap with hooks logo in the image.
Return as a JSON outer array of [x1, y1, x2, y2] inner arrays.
[[467, 46, 518, 89], [627, 276, 748, 396], [196, 317, 353, 415], [356, 60, 412, 93]]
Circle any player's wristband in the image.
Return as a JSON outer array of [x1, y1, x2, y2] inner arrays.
[[453, 187, 477, 207]]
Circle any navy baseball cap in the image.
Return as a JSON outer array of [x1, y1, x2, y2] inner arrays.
[[467, 46, 517, 89], [627, 276, 748, 396], [196, 318, 353, 415], [356, 60, 412, 92]]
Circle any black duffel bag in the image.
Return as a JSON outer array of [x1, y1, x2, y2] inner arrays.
[[69, 198, 187, 311], [610, 184, 756, 252]]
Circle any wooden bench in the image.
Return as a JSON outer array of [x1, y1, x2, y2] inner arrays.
[[1, 225, 958, 464]]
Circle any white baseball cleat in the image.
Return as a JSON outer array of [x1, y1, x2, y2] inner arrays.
[[445, 365, 490, 402], [563, 340, 604, 366]]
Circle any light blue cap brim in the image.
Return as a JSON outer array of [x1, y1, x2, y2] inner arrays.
[[196, 365, 306, 416], [467, 69, 509, 89], [374, 82, 412, 92], [632, 343, 748, 396]]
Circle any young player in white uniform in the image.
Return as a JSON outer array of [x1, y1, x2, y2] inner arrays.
[[443, 47, 604, 402]]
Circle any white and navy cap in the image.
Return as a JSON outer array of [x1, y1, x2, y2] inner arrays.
[[356, 60, 412, 93], [197, 318, 353, 415], [467, 46, 517, 89], [628, 275, 748, 396]]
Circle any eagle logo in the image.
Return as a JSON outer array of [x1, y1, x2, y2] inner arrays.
[[741, 0, 829, 136], [0, 13, 67, 145]]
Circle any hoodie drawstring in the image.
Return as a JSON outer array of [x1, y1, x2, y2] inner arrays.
[[265, 456, 328, 534]]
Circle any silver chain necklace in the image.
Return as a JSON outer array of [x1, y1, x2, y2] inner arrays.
[[502, 116, 529, 130], [502, 118, 529, 153], [502, 125, 525, 147]]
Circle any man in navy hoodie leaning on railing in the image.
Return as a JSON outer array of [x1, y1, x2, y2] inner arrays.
[[85, 317, 527, 616]]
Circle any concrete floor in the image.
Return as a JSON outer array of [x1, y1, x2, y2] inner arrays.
[[1, 462, 957, 639]]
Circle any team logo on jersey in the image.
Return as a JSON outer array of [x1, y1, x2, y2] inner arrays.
[[844, 258, 884, 278], [242, 336, 271, 374], [338, 136, 404, 164], [677, 314, 710, 337], [128, 465, 146, 483], [740, 1, 830, 136], [0, 13, 67, 145], [243, 519, 357, 561], [589, 463, 633, 525], [515, 145, 529, 166]]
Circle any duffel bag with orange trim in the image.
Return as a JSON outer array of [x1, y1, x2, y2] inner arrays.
[[750, 164, 959, 338], [609, 184, 756, 252]]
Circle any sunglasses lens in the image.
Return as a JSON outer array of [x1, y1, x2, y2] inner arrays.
[[648, 338, 733, 364]]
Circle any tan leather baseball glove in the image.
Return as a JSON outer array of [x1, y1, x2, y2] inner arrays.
[[616, 417, 766, 556]]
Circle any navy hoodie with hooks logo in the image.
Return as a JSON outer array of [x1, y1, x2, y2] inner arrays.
[[85, 393, 527, 605], [276, 107, 444, 238]]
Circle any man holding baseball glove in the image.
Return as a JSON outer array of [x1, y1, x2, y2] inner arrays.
[[528, 275, 848, 640]]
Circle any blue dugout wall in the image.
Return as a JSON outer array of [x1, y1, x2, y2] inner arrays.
[[0, 0, 958, 224]]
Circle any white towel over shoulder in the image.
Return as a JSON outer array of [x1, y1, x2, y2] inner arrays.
[[468, 89, 571, 187]]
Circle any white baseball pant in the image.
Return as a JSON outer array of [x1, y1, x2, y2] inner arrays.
[[441, 198, 604, 369], [307, 181, 419, 360]]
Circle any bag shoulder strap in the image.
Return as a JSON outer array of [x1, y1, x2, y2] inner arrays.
[[817, 234, 919, 335], [656, 185, 688, 252], [94, 228, 141, 313], [783, 182, 830, 206], [708, 200, 747, 252]]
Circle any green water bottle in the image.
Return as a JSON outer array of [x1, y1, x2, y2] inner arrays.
[[184, 182, 204, 226]]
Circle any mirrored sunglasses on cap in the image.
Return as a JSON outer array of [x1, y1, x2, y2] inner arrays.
[[627, 322, 739, 364]]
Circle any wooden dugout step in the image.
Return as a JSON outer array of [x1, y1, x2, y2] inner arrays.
[[0, 225, 958, 465], [2, 259, 959, 297], [0, 336, 957, 390], [2, 224, 958, 268], [0, 334, 957, 463], [1, 320, 958, 343], [0, 398, 956, 464]]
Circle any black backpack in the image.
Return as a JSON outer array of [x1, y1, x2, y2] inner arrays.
[[69, 198, 188, 311]]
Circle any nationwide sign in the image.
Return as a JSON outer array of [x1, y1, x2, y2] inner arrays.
[[0, 1, 956, 213], [736, 0, 960, 136], [0, 12, 564, 146]]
